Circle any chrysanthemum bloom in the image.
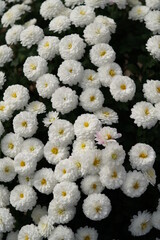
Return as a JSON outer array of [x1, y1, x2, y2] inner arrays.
[[38, 215, 55, 238], [5, 25, 24, 45], [48, 225, 74, 240], [83, 193, 111, 221], [40, 0, 64, 20], [143, 80, 160, 104], [79, 69, 101, 89], [145, 0, 160, 9], [146, 35, 160, 61], [151, 211, 160, 230], [0, 45, 13, 67], [6, 231, 18, 240], [0, 121, 4, 137], [31, 205, 47, 225], [0, 71, 6, 90], [0, 157, 16, 182], [0, 208, 15, 233], [129, 6, 149, 22], [37, 36, 59, 60], [49, 16, 71, 33], [72, 138, 96, 154], [129, 143, 156, 171], [0, 185, 10, 208], [26, 101, 46, 115], [75, 226, 98, 240], [18, 224, 41, 240], [144, 11, 160, 34], [129, 211, 152, 236], [43, 111, 59, 127], [18, 174, 34, 187], [0, 1, 6, 16], [0, 101, 12, 122], [10, 184, 37, 212], [81, 175, 104, 195], [94, 15, 116, 33]]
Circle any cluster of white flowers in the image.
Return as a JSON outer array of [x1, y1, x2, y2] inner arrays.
[[0, 0, 159, 239]]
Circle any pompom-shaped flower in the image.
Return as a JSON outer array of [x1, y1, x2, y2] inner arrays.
[[38, 215, 54, 238], [5, 25, 24, 45], [143, 79, 160, 104], [3, 84, 30, 110], [146, 35, 160, 61], [79, 69, 101, 89], [130, 101, 157, 129], [90, 43, 116, 67], [37, 36, 59, 60], [83, 193, 111, 221], [13, 111, 38, 138], [110, 76, 136, 102], [72, 138, 96, 154], [0, 208, 15, 233], [43, 111, 59, 127], [74, 114, 101, 139], [23, 56, 48, 82], [0, 101, 12, 122], [18, 224, 41, 240], [48, 119, 74, 146], [94, 15, 116, 33], [40, 0, 64, 20], [80, 88, 104, 112], [49, 16, 71, 33], [129, 211, 152, 236], [58, 60, 84, 86], [70, 5, 95, 27], [51, 86, 78, 114], [0, 1, 6, 16], [33, 168, 57, 195], [81, 175, 104, 195], [0, 71, 6, 90], [0, 45, 13, 67], [129, 143, 156, 171], [95, 107, 118, 125], [20, 25, 44, 48], [31, 205, 47, 225], [75, 226, 98, 240], [26, 101, 46, 115], [129, 6, 149, 22], [151, 211, 160, 230], [0, 157, 16, 182], [48, 225, 74, 240], [121, 170, 149, 198], [145, 0, 160, 9], [10, 184, 37, 212], [0, 185, 10, 208], [36, 74, 59, 99], [1, 132, 23, 158], [145, 11, 160, 34]]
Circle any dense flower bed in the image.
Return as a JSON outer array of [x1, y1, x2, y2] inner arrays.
[[0, 0, 160, 239]]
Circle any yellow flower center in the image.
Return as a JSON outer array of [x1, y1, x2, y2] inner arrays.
[[139, 152, 148, 158], [111, 171, 117, 178], [90, 95, 95, 102], [26, 177, 30, 182], [20, 161, 25, 167], [93, 158, 100, 166], [95, 28, 100, 34], [21, 121, 27, 127], [68, 43, 72, 49], [62, 169, 66, 174], [120, 84, 126, 90], [59, 129, 64, 135], [109, 69, 116, 77], [112, 153, 117, 160], [8, 143, 14, 149], [69, 68, 73, 73], [81, 143, 86, 149], [51, 147, 59, 155], [103, 111, 110, 117], [95, 206, 102, 213], [58, 208, 65, 215], [106, 134, 112, 140], [20, 193, 24, 198], [84, 122, 89, 127], [41, 178, 47, 185], [157, 87, 160, 93], [62, 191, 67, 197], [30, 146, 35, 152], [100, 50, 106, 57], [25, 235, 29, 240], [141, 222, 147, 230], [0, 105, 5, 111], [44, 41, 49, 47], [44, 83, 48, 88], [145, 108, 149, 115], [11, 92, 17, 98], [76, 162, 81, 169], [4, 166, 9, 173], [133, 182, 139, 189], [30, 64, 37, 70], [92, 183, 97, 189], [88, 75, 93, 81], [137, 8, 142, 14], [80, 10, 86, 15], [84, 236, 91, 240]]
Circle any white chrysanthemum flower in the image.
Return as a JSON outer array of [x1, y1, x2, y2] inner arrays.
[[1, 132, 23, 158], [44, 141, 69, 165], [130, 101, 157, 129], [83, 193, 111, 221], [69, 154, 90, 177], [37, 36, 59, 61], [54, 159, 79, 182], [18, 174, 34, 186], [155, 102, 160, 120], [0, 1, 6, 16], [152, 211, 160, 230], [48, 119, 74, 146], [143, 79, 160, 104], [82, 149, 103, 174], [31, 205, 47, 225], [53, 181, 80, 206], [14, 152, 37, 176], [110, 76, 136, 102], [40, 0, 64, 20], [49, 16, 71, 33], [1, 4, 30, 27], [0, 208, 15, 233], [26, 101, 46, 114], [23, 56, 48, 82], [113, 0, 127, 9], [70, 5, 95, 27], [145, 0, 160, 9], [81, 175, 104, 195], [0, 185, 10, 207], [79, 69, 100, 89], [58, 60, 84, 86], [0, 121, 4, 137], [6, 231, 18, 240], [98, 62, 122, 87], [102, 142, 126, 166], [74, 114, 101, 139], [59, 6, 72, 17], [0, 71, 6, 90], [75, 226, 98, 240], [129, 143, 156, 171], [80, 88, 104, 112], [10, 184, 37, 212], [13, 111, 38, 138], [100, 165, 126, 189], [94, 15, 116, 33], [121, 170, 149, 198], [48, 225, 74, 240], [18, 224, 41, 240], [59, 34, 86, 60], [95, 107, 118, 125], [84, 22, 111, 45], [48, 199, 76, 224], [145, 11, 160, 34], [0, 157, 16, 182], [85, 0, 107, 8], [43, 111, 59, 127], [129, 6, 149, 21], [129, 211, 152, 236], [146, 35, 160, 61], [51, 86, 78, 114], [5, 25, 24, 45], [0, 101, 12, 122], [90, 43, 116, 67], [127, 0, 141, 7], [33, 168, 56, 195], [0, 45, 13, 67], [72, 138, 96, 154], [21, 138, 44, 162], [3, 84, 30, 110], [36, 74, 59, 99], [38, 215, 54, 238]]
